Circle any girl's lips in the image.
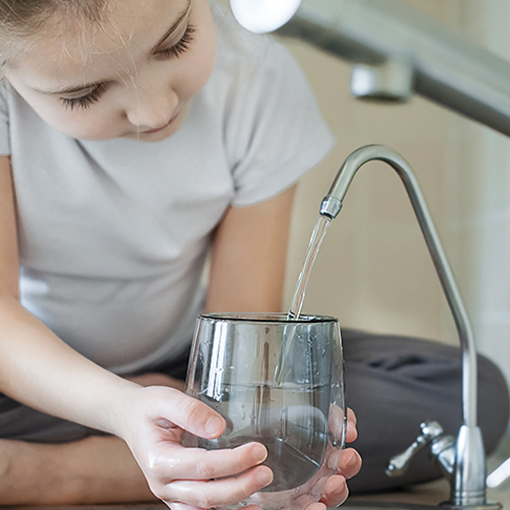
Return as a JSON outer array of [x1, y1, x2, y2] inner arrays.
[[142, 112, 179, 134]]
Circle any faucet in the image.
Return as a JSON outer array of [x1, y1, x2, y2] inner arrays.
[[230, 0, 510, 138], [320, 144, 499, 510]]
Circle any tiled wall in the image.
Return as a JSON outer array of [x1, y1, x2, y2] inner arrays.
[[459, 1, 510, 384], [282, 1, 464, 345], [281, 0, 510, 384]]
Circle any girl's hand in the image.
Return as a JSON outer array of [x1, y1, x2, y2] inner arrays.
[[113, 385, 273, 510], [306, 408, 362, 510]]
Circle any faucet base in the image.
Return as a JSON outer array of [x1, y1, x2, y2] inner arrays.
[[336, 501, 502, 510]]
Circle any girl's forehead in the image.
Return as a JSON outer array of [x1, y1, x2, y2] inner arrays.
[[12, 0, 190, 84]]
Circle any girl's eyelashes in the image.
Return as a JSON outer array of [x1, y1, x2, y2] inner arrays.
[[156, 25, 195, 60], [58, 24, 196, 111], [60, 82, 109, 111]]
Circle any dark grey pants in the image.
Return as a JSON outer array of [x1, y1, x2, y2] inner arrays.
[[0, 329, 508, 494], [342, 329, 509, 493]]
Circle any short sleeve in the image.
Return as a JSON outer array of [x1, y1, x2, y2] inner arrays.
[[226, 39, 334, 207], [0, 83, 10, 155]]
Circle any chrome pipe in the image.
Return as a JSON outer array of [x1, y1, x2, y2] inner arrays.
[[276, 0, 510, 137], [320, 145, 486, 506]]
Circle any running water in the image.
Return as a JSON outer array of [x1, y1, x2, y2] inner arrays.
[[287, 216, 332, 320], [274, 216, 332, 384]]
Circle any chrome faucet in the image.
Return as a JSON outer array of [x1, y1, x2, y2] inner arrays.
[[230, 0, 510, 138], [320, 145, 499, 510]]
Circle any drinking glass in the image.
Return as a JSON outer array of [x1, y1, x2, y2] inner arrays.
[[185, 313, 346, 510]]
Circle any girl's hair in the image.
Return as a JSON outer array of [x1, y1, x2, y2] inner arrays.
[[0, 0, 108, 66]]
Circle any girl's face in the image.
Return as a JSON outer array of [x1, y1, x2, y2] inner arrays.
[[5, 0, 217, 141]]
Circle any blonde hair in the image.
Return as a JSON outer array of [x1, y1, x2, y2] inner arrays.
[[0, 0, 108, 66]]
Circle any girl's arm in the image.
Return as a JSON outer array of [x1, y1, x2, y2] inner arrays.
[[0, 155, 272, 509], [205, 186, 296, 313], [0, 154, 139, 431]]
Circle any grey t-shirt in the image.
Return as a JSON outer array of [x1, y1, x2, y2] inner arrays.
[[0, 11, 334, 375]]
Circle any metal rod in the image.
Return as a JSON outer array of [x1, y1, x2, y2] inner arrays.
[[277, 0, 510, 137], [320, 145, 487, 506], [320, 145, 477, 428]]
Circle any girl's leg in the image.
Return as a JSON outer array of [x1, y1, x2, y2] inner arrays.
[[342, 329, 510, 493], [0, 371, 184, 505], [0, 434, 155, 505]]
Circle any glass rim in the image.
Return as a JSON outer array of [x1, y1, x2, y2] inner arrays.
[[199, 312, 338, 324]]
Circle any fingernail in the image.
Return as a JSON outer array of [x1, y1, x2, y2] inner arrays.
[[340, 451, 360, 470], [257, 468, 273, 487], [205, 416, 223, 435], [351, 453, 361, 467], [331, 479, 347, 496], [252, 444, 267, 463]]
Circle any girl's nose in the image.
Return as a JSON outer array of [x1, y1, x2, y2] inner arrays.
[[126, 86, 178, 130]]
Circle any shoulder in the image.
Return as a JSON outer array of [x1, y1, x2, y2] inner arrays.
[[211, 2, 302, 91], [203, 5, 334, 207], [207, 3, 317, 139]]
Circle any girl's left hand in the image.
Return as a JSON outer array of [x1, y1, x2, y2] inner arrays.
[[306, 408, 362, 510]]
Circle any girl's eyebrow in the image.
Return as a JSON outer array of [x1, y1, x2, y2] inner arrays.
[[33, 0, 192, 96], [153, 0, 192, 50]]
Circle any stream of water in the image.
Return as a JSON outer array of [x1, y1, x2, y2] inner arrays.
[[287, 216, 331, 320], [274, 216, 332, 384]]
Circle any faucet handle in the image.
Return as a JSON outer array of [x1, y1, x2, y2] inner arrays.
[[487, 457, 510, 488], [386, 421, 444, 477]]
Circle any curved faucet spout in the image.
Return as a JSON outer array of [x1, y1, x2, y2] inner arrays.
[[320, 144, 476, 427], [320, 145, 487, 507]]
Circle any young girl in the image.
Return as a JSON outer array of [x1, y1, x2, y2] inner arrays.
[[0, 0, 360, 508]]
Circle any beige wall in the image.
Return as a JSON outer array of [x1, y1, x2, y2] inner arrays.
[[280, 0, 510, 383], [458, 1, 510, 383], [282, 1, 464, 345]]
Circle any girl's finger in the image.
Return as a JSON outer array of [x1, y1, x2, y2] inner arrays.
[[150, 388, 227, 439], [149, 441, 268, 482], [337, 447, 362, 479], [158, 465, 273, 509], [132, 387, 226, 441], [321, 474, 349, 508], [346, 407, 358, 443]]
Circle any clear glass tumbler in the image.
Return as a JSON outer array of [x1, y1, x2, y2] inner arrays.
[[185, 313, 345, 510]]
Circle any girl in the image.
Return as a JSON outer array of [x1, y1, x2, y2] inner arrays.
[[0, 0, 360, 508]]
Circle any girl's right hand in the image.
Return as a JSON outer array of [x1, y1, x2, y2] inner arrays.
[[112, 384, 273, 510]]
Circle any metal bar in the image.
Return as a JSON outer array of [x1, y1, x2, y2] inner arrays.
[[320, 144, 487, 506], [277, 0, 510, 137], [320, 145, 477, 428]]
